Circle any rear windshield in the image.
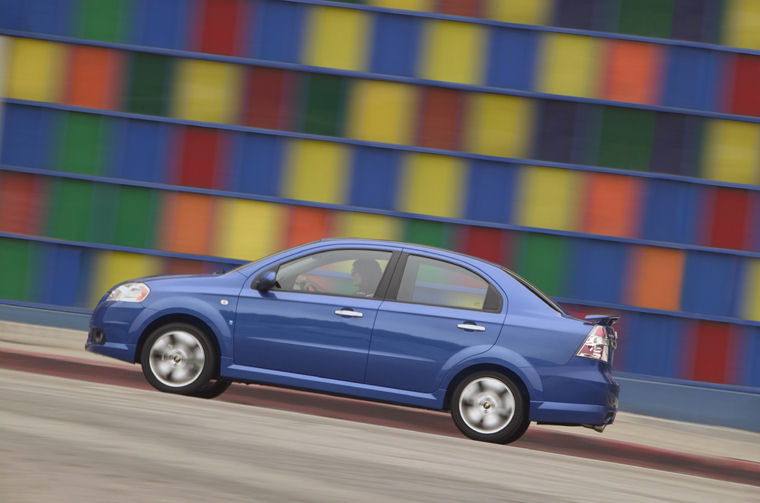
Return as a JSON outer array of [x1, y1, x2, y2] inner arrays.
[[501, 267, 566, 315]]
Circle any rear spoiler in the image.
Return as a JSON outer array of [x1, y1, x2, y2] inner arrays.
[[584, 315, 620, 326]]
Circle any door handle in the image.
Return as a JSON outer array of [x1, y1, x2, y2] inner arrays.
[[334, 309, 363, 318], [457, 323, 485, 332]]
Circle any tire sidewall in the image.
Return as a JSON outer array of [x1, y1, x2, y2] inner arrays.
[[140, 322, 216, 395], [451, 370, 528, 444]]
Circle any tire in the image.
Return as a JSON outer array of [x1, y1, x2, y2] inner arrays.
[[140, 323, 217, 395], [450, 371, 529, 444], [191, 379, 232, 399]]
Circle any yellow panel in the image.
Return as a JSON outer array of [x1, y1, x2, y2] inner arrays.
[[398, 153, 464, 218], [335, 212, 402, 241], [516, 166, 582, 231], [346, 80, 417, 145], [537, 33, 602, 98], [0, 36, 8, 99], [723, 0, 760, 50], [420, 20, 486, 85], [213, 198, 286, 261], [5, 37, 65, 102], [464, 93, 533, 158], [89, 251, 161, 307], [304, 6, 369, 71], [367, 0, 435, 12], [702, 119, 760, 185], [742, 259, 760, 321], [484, 0, 554, 25], [171, 59, 243, 123], [282, 139, 349, 204]]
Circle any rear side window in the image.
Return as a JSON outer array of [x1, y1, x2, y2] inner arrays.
[[396, 255, 499, 311]]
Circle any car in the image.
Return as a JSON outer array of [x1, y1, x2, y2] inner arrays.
[[86, 238, 620, 444]]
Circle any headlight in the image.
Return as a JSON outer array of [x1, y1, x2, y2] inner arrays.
[[106, 282, 150, 302]]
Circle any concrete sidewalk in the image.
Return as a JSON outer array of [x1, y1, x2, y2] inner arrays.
[[2, 320, 759, 464]]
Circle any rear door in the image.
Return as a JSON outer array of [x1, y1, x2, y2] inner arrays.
[[366, 253, 506, 393]]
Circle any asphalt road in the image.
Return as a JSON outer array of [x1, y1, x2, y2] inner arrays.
[[1, 369, 757, 503]]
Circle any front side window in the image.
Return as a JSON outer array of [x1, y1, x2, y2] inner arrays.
[[397, 255, 495, 311], [275, 249, 392, 298]]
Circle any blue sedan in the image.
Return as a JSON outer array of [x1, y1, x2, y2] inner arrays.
[[86, 238, 619, 443]]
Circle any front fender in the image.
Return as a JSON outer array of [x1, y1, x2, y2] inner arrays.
[[133, 296, 236, 356]]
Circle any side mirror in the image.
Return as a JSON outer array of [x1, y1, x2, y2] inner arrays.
[[255, 271, 279, 292]]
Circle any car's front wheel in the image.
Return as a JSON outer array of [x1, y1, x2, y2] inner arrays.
[[451, 371, 529, 444], [141, 323, 217, 395]]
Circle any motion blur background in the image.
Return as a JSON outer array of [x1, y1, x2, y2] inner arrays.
[[0, 0, 758, 423]]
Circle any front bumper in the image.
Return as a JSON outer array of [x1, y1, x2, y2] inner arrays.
[[85, 300, 152, 363]]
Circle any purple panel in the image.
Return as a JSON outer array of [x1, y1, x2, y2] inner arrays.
[[649, 112, 702, 177]]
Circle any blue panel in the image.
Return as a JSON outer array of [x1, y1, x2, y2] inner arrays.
[[465, 160, 517, 223], [110, 119, 170, 183], [738, 326, 760, 387], [369, 13, 421, 78], [349, 146, 400, 210], [641, 179, 699, 244], [620, 313, 686, 378], [229, 133, 284, 196], [38, 244, 86, 307], [485, 27, 539, 90], [568, 239, 628, 304], [0, 104, 56, 170], [130, 0, 189, 49], [26, 0, 74, 35], [662, 46, 720, 111], [252, 0, 305, 63], [680, 252, 741, 316], [0, 0, 25, 29]]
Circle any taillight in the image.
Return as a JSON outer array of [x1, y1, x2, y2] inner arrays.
[[576, 325, 610, 363]]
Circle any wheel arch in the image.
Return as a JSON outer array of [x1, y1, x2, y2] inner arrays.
[[136, 313, 223, 377], [442, 364, 531, 414]]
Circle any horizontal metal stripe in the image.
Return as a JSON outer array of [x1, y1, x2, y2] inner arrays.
[[1, 30, 759, 125], [3, 164, 760, 259]]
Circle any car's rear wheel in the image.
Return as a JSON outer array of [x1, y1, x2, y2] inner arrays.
[[451, 371, 528, 444], [141, 323, 217, 395]]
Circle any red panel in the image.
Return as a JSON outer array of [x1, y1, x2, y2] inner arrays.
[[196, 0, 248, 56], [437, 0, 482, 17], [726, 54, 760, 117], [164, 258, 209, 275], [242, 68, 297, 130], [688, 322, 733, 384], [173, 127, 228, 189], [0, 172, 45, 234], [417, 87, 464, 150], [286, 207, 333, 247], [456, 226, 509, 265], [705, 187, 750, 250], [66, 46, 124, 110]]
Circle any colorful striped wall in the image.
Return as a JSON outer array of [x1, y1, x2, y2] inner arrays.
[[1, 0, 759, 391]]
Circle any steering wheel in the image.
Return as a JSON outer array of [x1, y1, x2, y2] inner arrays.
[[296, 278, 324, 293]]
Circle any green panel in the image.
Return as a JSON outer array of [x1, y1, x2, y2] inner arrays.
[[58, 113, 109, 175], [404, 220, 453, 249], [125, 52, 172, 116], [516, 233, 566, 297], [596, 108, 655, 171], [88, 184, 120, 244], [300, 73, 347, 136], [77, 0, 127, 42], [0, 238, 37, 301], [113, 186, 158, 248], [46, 179, 94, 242], [617, 0, 674, 38]]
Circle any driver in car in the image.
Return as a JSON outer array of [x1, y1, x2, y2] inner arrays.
[[351, 258, 383, 297]]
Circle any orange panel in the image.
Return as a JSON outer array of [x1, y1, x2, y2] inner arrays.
[[582, 173, 643, 238], [626, 246, 685, 311], [287, 206, 333, 247], [0, 172, 46, 234], [602, 40, 663, 105], [66, 46, 124, 109], [160, 192, 216, 255]]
